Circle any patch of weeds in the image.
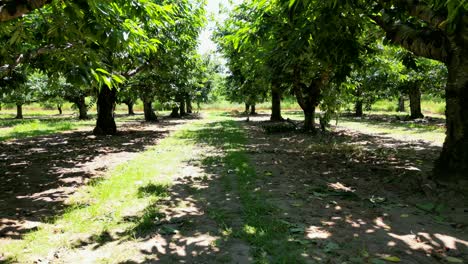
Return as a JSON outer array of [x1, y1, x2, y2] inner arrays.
[[179, 118, 312, 263], [131, 207, 166, 237], [138, 183, 169, 198]]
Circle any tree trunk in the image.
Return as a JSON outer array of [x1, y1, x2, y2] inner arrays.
[[15, 104, 23, 119], [93, 86, 117, 135], [179, 99, 186, 116], [170, 106, 180, 118], [186, 97, 193, 114], [397, 96, 406, 112], [244, 103, 250, 114], [76, 96, 88, 120], [250, 104, 257, 115], [126, 101, 135, 115], [304, 109, 316, 132], [143, 100, 158, 122], [355, 86, 363, 117], [271, 86, 283, 121], [409, 85, 424, 119], [57, 105, 63, 115], [434, 53, 468, 182], [355, 100, 363, 117]]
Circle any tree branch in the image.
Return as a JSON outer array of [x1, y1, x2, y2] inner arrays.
[[371, 14, 450, 63], [382, 0, 447, 30], [0, 0, 52, 22]]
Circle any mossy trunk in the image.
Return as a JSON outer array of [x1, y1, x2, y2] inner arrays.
[[143, 100, 158, 122], [271, 85, 283, 121], [15, 104, 23, 119], [409, 85, 424, 119], [93, 85, 117, 135], [434, 51, 468, 182]]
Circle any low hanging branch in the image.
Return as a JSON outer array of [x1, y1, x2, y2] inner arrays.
[[0, 0, 51, 22], [370, 14, 450, 63]]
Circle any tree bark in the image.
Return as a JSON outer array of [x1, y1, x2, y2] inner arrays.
[[250, 104, 257, 115], [76, 96, 88, 120], [304, 109, 316, 132], [170, 106, 180, 118], [179, 99, 186, 116], [434, 51, 468, 181], [93, 86, 117, 135], [355, 86, 363, 117], [15, 104, 23, 119], [244, 103, 250, 114], [57, 105, 62, 115], [397, 96, 406, 112], [186, 97, 193, 114], [0, 0, 51, 22], [271, 85, 283, 121], [125, 100, 135, 115], [355, 100, 363, 117], [143, 100, 158, 122], [409, 85, 424, 119]]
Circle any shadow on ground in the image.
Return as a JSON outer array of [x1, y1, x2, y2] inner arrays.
[[0, 118, 187, 241]]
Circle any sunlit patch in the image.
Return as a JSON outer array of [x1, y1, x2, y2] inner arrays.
[[434, 233, 468, 249], [374, 217, 391, 230], [388, 233, 433, 251], [387, 241, 397, 247], [243, 225, 257, 235], [328, 182, 353, 192], [305, 226, 331, 239], [366, 229, 375, 234], [321, 221, 335, 227]]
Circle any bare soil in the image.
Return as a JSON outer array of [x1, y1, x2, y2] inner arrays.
[[243, 115, 467, 263]]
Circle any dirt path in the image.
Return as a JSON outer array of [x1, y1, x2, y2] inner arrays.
[[242, 117, 467, 263], [0, 119, 185, 246]]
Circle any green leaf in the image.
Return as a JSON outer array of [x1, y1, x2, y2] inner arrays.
[[381, 256, 401, 262], [446, 256, 463, 263], [289, 0, 297, 8], [324, 242, 340, 253]]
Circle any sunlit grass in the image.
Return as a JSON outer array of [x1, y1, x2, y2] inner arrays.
[[0, 121, 200, 263]]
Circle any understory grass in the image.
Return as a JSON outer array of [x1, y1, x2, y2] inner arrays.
[[0, 121, 199, 263], [180, 113, 310, 263], [282, 111, 446, 144]]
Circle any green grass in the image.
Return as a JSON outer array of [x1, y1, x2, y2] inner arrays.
[[0, 118, 95, 141], [0, 120, 201, 263], [179, 113, 311, 263], [283, 111, 445, 144]]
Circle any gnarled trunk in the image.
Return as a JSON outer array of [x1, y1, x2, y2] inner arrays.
[[93, 85, 117, 135], [250, 104, 257, 115], [409, 85, 424, 119], [271, 85, 283, 121], [143, 100, 158, 122], [434, 52, 468, 181], [170, 106, 180, 118], [397, 96, 406, 112], [179, 99, 186, 116], [15, 104, 23, 119]]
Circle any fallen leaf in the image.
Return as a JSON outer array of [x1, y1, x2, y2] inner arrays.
[[446, 256, 463, 263], [381, 256, 401, 262]]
